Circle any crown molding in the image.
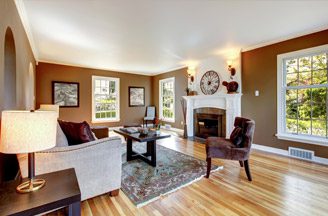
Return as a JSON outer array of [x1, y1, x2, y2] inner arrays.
[[38, 59, 158, 76], [14, 0, 39, 60], [38, 59, 187, 76], [242, 26, 328, 52]]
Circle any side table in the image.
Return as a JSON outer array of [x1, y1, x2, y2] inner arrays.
[[0, 168, 81, 216]]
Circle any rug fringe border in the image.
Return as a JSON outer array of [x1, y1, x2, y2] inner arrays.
[[136, 165, 223, 208]]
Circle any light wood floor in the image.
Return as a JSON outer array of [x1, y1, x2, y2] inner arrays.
[[50, 134, 328, 216]]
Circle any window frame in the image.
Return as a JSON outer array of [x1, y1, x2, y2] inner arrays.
[[277, 44, 328, 146], [159, 77, 175, 123], [92, 75, 120, 123]]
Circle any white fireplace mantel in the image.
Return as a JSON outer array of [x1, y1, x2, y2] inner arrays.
[[182, 94, 242, 138]]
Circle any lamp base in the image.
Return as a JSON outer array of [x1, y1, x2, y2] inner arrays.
[[16, 178, 46, 193]]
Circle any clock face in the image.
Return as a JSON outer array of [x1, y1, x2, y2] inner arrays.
[[200, 70, 220, 95]]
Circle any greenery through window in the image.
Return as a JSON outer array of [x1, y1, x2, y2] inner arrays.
[[160, 77, 175, 122], [92, 76, 119, 122], [284, 53, 328, 138]]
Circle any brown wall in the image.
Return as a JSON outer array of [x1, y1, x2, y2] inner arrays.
[[152, 67, 188, 129], [0, 0, 36, 182], [242, 29, 328, 158], [36, 63, 153, 127]]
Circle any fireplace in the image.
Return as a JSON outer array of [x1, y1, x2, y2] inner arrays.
[[194, 108, 226, 139], [182, 94, 242, 138]]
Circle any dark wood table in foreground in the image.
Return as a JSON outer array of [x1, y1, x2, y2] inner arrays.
[[0, 168, 81, 216], [114, 129, 170, 167]]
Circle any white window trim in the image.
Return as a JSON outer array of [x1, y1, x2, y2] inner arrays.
[[276, 44, 328, 147], [92, 75, 120, 123], [159, 77, 175, 123]]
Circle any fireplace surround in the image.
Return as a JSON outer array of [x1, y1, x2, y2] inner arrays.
[[194, 108, 226, 139], [182, 94, 242, 138]]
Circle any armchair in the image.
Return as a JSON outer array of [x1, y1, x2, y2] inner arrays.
[[206, 117, 255, 181], [143, 106, 156, 127]]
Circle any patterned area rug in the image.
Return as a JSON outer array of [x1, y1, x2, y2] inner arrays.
[[121, 142, 222, 207]]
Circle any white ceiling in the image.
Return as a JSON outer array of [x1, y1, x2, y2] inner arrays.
[[18, 0, 328, 75]]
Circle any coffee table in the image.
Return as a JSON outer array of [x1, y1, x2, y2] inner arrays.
[[114, 129, 170, 167]]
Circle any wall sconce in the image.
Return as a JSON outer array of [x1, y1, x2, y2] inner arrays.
[[187, 66, 196, 82], [227, 60, 236, 79]]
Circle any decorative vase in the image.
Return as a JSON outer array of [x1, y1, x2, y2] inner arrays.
[[222, 81, 239, 93]]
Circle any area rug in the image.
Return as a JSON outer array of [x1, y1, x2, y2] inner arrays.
[[121, 142, 223, 207]]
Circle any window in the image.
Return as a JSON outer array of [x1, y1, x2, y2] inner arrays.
[[92, 76, 120, 122], [159, 77, 175, 122], [277, 45, 328, 146]]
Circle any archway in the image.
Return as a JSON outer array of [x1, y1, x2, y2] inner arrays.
[[4, 27, 17, 109], [1, 27, 19, 182], [25, 62, 35, 110]]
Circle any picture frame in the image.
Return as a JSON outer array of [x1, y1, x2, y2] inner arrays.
[[52, 81, 79, 107], [129, 86, 145, 107]]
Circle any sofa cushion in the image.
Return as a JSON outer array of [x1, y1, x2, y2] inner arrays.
[[230, 126, 243, 147], [58, 120, 95, 145], [56, 123, 69, 147]]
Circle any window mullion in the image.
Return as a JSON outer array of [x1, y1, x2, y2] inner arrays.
[[310, 57, 313, 135], [296, 58, 299, 134], [326, 53, 328, 138]]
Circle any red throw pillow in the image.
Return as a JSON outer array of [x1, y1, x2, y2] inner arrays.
[[230, 126, 243, 147], [58, 120, 95, 145]]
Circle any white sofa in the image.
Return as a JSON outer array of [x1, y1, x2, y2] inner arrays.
[[17, 127, 122, 201]]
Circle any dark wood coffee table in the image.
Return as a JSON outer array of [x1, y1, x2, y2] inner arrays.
[[0, 168, 81, 216], [114, 129, 170, 167]]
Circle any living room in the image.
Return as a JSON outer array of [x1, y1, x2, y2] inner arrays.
[[1, 0, 328, 215]]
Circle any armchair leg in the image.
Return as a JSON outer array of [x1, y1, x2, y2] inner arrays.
[[244, 160, 252, 181], [206, 158, 211, 178], [239, 161, 244, 167]]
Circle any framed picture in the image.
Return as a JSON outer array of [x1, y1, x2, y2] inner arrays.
[[52, 81, 79, 107], [129, 86, 145, 107]]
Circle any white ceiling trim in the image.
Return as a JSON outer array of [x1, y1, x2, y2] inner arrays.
[[14, 0, 39, 60], [242, 25, 328, 52], [38, 59, 187, 76]]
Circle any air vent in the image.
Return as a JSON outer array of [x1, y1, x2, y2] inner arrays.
[[288, 147, 314, 161]]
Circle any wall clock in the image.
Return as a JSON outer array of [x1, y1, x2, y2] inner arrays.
[[200, 70, 220, 95]]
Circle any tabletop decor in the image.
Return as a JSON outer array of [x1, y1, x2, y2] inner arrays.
[[0, 110, 57, 193]]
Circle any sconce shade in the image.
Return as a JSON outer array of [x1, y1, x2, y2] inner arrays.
[[0, 111, 57, 154], [227, 60, 233, 66], [39, 104, 59, 118]]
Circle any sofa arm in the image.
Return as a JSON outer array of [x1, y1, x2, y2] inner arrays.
[[91, 126, 109, 139], [17, 136, 122, 200]]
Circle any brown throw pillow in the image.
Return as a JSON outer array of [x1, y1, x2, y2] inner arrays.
[[58, 120, 95, 145], [230, 127, 243, 147]]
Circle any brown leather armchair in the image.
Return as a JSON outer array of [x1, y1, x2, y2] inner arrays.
[[205, 117, 255, 181]]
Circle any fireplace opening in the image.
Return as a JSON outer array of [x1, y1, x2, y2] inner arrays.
[[194, 108, 226, 139]]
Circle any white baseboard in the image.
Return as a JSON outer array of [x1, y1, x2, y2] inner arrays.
[[252, 144, 328, 166], [167, 127, 184, 134]]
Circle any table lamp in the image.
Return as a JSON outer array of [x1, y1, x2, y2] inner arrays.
[[0, 110, 57, 193], [39, 104, 59, 118]]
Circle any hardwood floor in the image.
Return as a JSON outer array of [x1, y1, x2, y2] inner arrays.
[[49, 134, 328, 216]]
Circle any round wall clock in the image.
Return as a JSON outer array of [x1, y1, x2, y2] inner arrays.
[[200, 70, 220, 95]]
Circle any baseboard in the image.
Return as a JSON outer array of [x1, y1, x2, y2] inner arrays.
[[167, 127, 184, 134], [252, 144, 328, 166]]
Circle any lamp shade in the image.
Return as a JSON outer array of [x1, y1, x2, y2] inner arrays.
[[39, 104, 59, 118], [0, 111, 57, 154]]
